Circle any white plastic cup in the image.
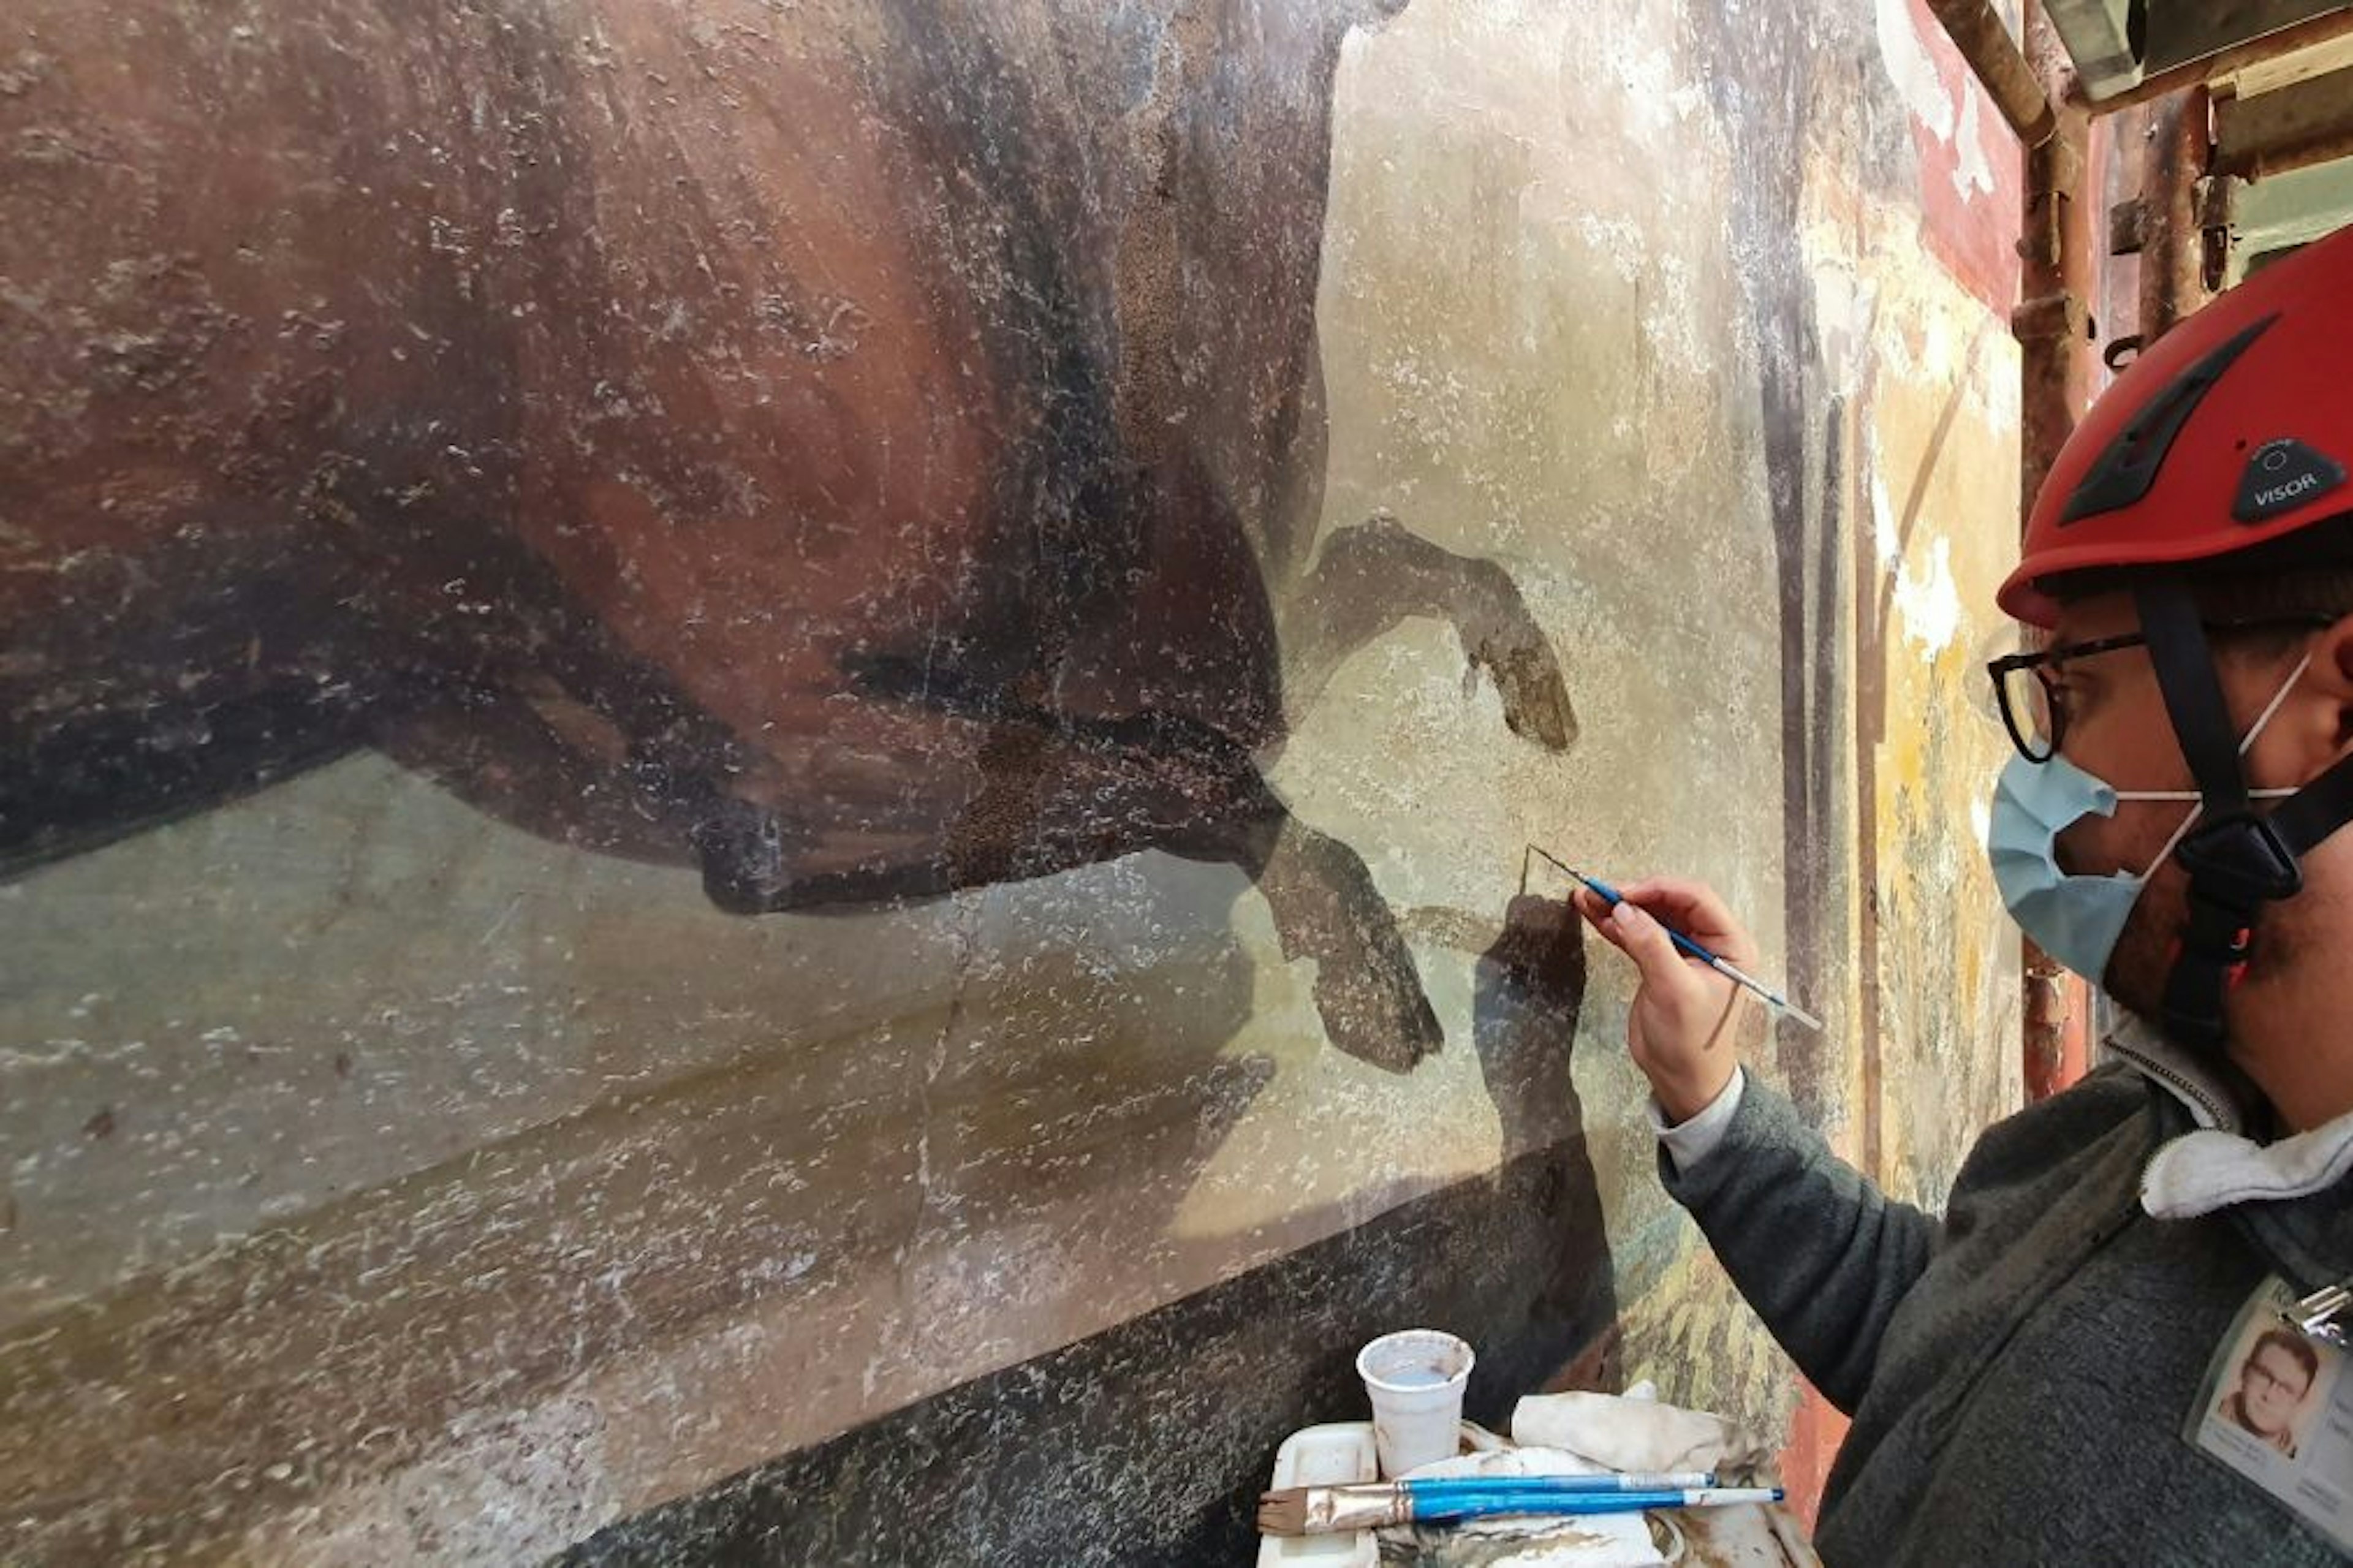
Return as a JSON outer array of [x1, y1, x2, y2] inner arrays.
[[1355, 1328, 1475, 1478]]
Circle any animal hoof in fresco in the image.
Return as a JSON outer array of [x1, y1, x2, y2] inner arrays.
[[1257, 818, 1442, 1072], [1461, 567, 1578, 752], [692, 798, 799, 915], [1313, 941, 1444, 1073], [1297, 515, 1577, 752]]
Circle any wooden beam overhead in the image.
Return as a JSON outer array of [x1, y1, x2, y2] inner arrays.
[[2215, 62, 2353, 176], [2081, 6, 2353, 113], [2222, 26, 2353, 95], [2143, 0, 2348, 77]]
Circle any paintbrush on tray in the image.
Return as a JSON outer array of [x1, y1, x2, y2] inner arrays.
[[1257, 1473, 1781, 1536]]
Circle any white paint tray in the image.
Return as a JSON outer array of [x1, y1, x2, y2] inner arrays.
[[1256, 1421, 1381, 1568]]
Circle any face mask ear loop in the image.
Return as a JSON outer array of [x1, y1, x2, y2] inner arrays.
[[2113, 651, 2314, 809], [2145, 798, 2207, 881], [2143, 652, 2316, 879], [2237, 651, 2313, 759]]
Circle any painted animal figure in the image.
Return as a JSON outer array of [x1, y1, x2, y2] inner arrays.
[[0, 0, 1574, 1067]]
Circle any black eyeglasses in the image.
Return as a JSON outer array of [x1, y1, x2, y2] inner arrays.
[[1985, 614, 2333, 763]]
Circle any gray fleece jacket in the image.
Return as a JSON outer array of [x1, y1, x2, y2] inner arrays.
[[1662, 1022, 2353, 1566]]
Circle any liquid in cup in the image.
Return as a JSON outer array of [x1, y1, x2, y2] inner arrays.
[[1356, 1329, 1474, 1477]]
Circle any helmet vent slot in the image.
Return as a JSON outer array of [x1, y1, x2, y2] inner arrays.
[[2059, 312, 2280, 526]]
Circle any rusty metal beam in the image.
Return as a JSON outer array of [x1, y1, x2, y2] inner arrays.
[[1927, 0, 2061, 146], [2215, 64, 2353, 178], [2140, 89, 2215, 344], [2018, 2, 2097, 1100], [2014, 75, 2094, 497], [2109, 194, 2148, 255], [2082, 7, 2353, 115]]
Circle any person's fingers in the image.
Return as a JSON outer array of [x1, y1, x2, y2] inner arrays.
[[1569, 888, 1622, 939], [1607, 898, 1694, 990], [1613, 877, 1760, 966], [1573, 881, 1754, 1113], [1615, 877, 1730, 930]]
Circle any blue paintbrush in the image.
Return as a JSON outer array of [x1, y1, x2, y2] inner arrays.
[[1257, 1475, 1778, 1535], [1526, 846, 1824, 1031]]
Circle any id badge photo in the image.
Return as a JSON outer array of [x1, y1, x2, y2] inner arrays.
[[2184, 1274, 2353, 1551]]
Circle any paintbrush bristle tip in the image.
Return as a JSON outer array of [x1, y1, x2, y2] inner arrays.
[[1255, 1491, 1309, 1536]]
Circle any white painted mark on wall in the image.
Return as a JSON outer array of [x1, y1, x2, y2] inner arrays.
[[1874, 0, 1953, 139], [1871, 464, 1965, 654], [1892, 537, 1965, 653], [1873, 0, 2004, 205], [1951, 86, 1997, 201]]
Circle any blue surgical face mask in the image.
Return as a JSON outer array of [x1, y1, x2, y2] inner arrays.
[[1987, 653, 2311, 986]]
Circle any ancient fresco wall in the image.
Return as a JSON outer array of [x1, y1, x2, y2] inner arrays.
[[1, 0, 2021, 1560]]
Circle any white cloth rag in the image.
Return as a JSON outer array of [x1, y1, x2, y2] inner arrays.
[[1376, 1389, 1775, 1564], [2141, 1113, 2353, 1218], [1508, 1389, 1770, 1478], [2104, 1012, 2353, 1219]]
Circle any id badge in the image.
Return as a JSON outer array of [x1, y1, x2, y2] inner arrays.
[[2184, 1274, 2353, 1551]]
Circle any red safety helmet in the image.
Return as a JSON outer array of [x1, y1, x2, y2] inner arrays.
[[1999, 220, 2353, 627], [1995, 221, 2353, 1051]]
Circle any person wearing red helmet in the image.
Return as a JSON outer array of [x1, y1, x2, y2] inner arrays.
[[1571, 220, 2353, 1562]]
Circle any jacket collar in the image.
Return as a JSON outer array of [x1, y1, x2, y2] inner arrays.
[[2104, 1013, 2353, 1227]]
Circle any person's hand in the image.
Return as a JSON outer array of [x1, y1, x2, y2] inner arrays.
[[1570, 876, 1764, 1123]]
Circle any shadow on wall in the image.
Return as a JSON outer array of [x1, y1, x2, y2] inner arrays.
[[558, 900, 1613, 1565], [0, 0, 1576, 1077]]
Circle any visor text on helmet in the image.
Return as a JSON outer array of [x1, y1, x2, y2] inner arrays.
[[2232, 437, 2347, 525], [2255, 472, 2321, 508]]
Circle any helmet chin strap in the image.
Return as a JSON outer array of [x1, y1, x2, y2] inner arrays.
[[2135, 581, 2353, 1050]]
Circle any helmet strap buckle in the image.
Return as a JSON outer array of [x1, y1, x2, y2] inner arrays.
[[2175, 812, 2304, 910], [2132, 580, 2303, 1050]]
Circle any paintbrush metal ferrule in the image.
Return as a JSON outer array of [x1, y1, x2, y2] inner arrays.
[[1258, 1481, 1411, 1536]]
